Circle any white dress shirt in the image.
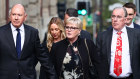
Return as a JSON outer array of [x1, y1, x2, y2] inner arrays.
[[109, 26, 132, 78], [11, 23, 25, 50], [126, 22, 134, 28]]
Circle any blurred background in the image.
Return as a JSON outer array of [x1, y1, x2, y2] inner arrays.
[[0, 0, 139, 78]]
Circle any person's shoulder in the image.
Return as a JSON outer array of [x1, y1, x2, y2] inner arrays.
[[53, 39, 67, 46], [84, 38, 94, 44], [78, 37, 94, 45], [79, 37, 92, 42], [81, 30, 90, 34], [133, 28, 140, 32], [0, 24, 6, 30], [51, 39, 68, 51], [80, 30, 91, 39], [99, 29, 111, 35], [0, 23, 10, 30], [128, 27, 140, 39], [97, 29, 113, 40], [134, 22, 140, 29], [106, 25, 113, 30], [126, 27, 140, 33]]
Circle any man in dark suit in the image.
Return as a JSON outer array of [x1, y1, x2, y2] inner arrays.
[[64, 8, 92, 40], [96, 7, 140, 79], [0, 4, 56, 79], [107, 2, 140, 30]]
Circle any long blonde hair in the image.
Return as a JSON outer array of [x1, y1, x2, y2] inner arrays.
[[47, 17, 66, 51]]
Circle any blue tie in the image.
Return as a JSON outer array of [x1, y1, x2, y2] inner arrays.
[[16, 28, 21, 59]]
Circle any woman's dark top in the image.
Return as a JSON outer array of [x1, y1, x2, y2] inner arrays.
[[50, 37, 101, 79]]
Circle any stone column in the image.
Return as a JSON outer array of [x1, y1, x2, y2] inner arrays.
[[41, 0, 58, 43], [0, 0, 6, 26], [50, 0, 58, 16]]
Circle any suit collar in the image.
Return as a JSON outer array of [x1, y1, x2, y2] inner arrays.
[[4, 23, 31, 59]]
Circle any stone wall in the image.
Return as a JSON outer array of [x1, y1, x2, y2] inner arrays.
[[41, 0, 58, 42], [66, 0, 76, 8], [0, 0, 6, 26]]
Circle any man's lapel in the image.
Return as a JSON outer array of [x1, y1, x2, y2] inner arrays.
[[126, 27, 133, 61], [5, 23, 17, 57], [106, 29, 113, 65], [20, 25, 31, 57]]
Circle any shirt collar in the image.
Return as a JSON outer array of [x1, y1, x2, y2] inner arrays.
[[126, 22, 134, 28], [113, 26, 127, 35], [10, 23, 24, 32]]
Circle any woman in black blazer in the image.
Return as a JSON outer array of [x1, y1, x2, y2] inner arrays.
[[39, 17, 66, 79], [50, 17, 101, 79]]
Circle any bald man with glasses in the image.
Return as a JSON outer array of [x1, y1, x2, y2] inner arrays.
[[107, 2, 140, 30], [97, 7, 140, 79]]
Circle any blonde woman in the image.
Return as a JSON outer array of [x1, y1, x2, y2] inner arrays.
[[42, 17, 66, 51], [40, 17, 66, 79]]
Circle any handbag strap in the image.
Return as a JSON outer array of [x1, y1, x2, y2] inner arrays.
[[84, 38, 93, 66]]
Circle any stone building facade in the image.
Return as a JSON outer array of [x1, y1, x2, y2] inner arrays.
[[0, 0, 6, 26]]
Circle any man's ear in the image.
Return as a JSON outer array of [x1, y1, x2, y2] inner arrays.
[[24, 14, 27, 21]]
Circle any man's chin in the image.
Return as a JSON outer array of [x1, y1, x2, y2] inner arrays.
[[125, 22, 131, 26], [12, 24, 21, 28]]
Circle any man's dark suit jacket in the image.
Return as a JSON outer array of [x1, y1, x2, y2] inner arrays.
[[96, 27, 140, 79], [0, 23, 56, 79], [133, 23, 140, 29], [107, 22, 140, 30]]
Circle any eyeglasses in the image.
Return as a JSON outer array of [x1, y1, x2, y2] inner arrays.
[[111, 15, 124, 19], [65, 26, 79, 31]]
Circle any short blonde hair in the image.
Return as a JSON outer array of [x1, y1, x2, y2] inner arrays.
[[65, 17, 83, 29]]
